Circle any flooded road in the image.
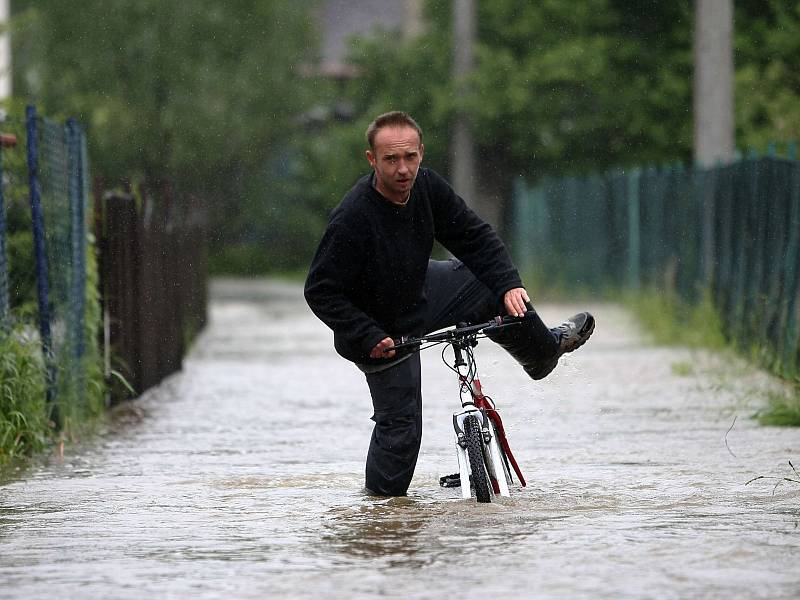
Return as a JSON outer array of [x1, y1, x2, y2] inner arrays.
[[1, 278, 798, 599]]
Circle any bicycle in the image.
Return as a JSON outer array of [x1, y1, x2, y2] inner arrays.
[[387, 313, 530, 503]]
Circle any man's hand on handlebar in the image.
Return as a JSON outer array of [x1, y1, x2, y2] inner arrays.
[[503, 287, 531, 318], [371, 292, 533, 359], [371, 336, 396, 359]]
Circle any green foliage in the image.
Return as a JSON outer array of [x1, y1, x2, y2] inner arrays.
[[7, 231, 36, 310], [281, 0, 698, 272], [468, 0, 693, 174], [627, 285, 800, 428], [670, 360, 695, 377], [207, 243, 278, 276], [0, 106, 35, 309], [11, 0, 321, 254], [9, 0, 800, 277], [0, 231, 107, 466], [735, 1, 800, 151], [78, 232, 106, 419], [287, 1, 799, 274], [624, 287, 726, 350], [758, 387, 800, 427], [0, 329, 49, 463]]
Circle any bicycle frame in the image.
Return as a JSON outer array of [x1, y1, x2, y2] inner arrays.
[[391, 315, 528, 501]]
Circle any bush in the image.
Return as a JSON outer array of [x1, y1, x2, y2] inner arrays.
[[0, 330, 49, 463], [7, 231, 37, 311], [759, 387, 800, 427], [624, 286, 726, 350], [0, 234, 107, 467]]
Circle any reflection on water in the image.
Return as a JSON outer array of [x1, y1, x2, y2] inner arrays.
[[324, 499, 433, 563], [321, 493, 547, 574], [1, 280, 799, 599]]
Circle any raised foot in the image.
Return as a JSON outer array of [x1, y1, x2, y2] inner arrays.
[[525, 312, 595, 380]]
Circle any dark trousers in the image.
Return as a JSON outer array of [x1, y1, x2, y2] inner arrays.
[[363, 259, 554, 496]]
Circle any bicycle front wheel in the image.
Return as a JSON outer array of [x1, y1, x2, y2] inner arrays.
[[463, 415, 491, 503]]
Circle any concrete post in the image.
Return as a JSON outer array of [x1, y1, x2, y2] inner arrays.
[[693, 0, 734, 167], [452, 0, 487, 223]]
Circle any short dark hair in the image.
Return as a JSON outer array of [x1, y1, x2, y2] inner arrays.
[[365, 111, 423, 150]]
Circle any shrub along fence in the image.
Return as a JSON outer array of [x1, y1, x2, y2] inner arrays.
[[512, 153, 800, 380], [98, 184, 207, 402]]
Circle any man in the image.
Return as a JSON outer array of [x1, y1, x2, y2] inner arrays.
[[304, 111, 594, 496]]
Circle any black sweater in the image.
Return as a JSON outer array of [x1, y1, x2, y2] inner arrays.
[[304, 168, 522, 364]]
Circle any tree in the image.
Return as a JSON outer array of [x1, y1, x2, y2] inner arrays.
[[297, 0, 695, 237], [734, 0, 800, 152], [11, 0, 321, 252]]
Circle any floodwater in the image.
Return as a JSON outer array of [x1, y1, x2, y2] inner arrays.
[[1, 278, 798, 599]]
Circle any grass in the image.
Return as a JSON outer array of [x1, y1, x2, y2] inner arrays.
[[758, 387, 800, 427], [624, 286, 800, 427], [670, 360, 695, 377], [0, 329, 49, 463], [0, 238, 107, 469], [623, 286, 727, 350]]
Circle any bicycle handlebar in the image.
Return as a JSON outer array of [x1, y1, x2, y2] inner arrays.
[[385, 311, 533, 353]]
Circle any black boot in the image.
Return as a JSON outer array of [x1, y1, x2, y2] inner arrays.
[[485, 308, 559, 380], [488, 311, 596, 380]]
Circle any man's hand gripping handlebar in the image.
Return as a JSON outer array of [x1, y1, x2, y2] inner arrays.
[[378, 307, 536, 356]]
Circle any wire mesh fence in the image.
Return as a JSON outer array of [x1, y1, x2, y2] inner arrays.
[[26, 106, 94, 426], [512, 155, 800, 379]]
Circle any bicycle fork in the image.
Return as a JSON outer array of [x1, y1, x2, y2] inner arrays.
[[452, 404, 512, 499]]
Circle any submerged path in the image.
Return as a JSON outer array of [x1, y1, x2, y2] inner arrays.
[[1, 278, 798, 599]]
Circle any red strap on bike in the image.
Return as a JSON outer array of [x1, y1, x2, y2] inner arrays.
[[485, 408, 526, 487], [473, 390, 527, 487]]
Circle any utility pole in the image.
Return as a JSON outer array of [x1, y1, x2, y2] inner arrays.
[[405, 0, 424, 39], [693, 0, 734, 283], [452, 0, 494, 225], [693, 0, 734, 166], [0, 0, 9, 104]]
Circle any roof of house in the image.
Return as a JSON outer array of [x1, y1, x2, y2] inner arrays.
[[318, 0, 409, 76]]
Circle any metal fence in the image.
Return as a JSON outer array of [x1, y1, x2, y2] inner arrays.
[[25, 106, 93, 426], [0, 108, 94, 428], [512, 155, 800, 378]]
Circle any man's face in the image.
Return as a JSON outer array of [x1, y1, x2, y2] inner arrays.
[[366, 126, 424, 204]]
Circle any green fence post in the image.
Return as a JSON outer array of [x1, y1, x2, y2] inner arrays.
[[782, 161, 800, 376], [627, 168, 641, 290], [531, 179, 551, 283], [700, 165, 717, 286], [512, 176, 532, 277]]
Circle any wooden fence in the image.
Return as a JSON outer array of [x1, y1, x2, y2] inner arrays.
[[97, 182, 207, 401]]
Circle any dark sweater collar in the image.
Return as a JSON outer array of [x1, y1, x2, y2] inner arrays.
[[367, 172, 414, 209]]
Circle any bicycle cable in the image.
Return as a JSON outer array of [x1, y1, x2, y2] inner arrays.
[[441, 339, 479, 403]]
